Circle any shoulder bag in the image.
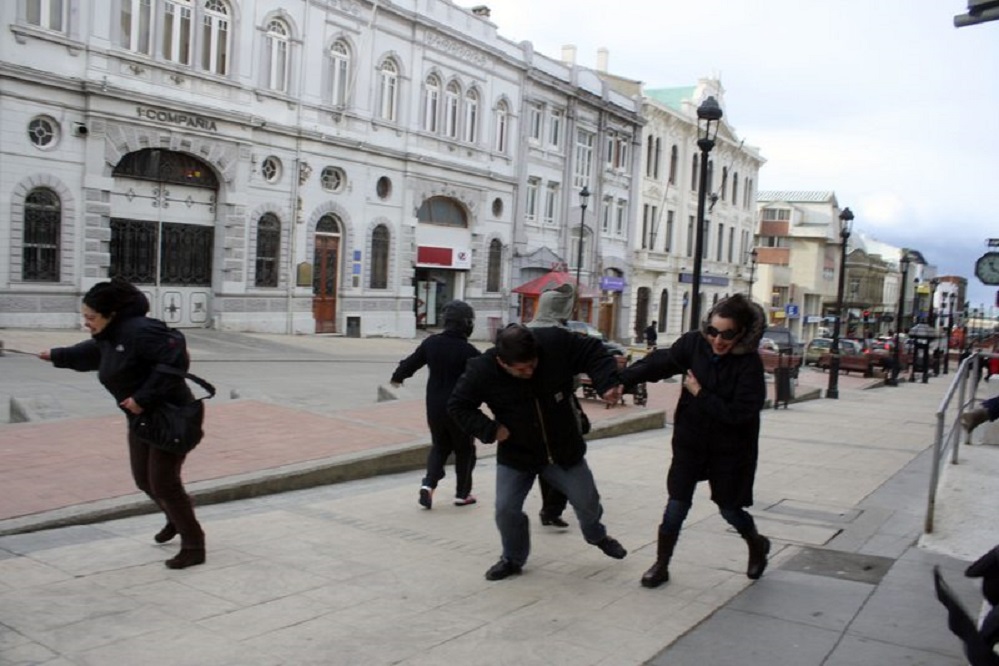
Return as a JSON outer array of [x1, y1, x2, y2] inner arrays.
[[135, 364, 216, 455]]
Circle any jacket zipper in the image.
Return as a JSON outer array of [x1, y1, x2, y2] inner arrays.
[[534, 398, 553, 463]]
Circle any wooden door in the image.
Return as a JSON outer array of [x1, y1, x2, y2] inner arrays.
[[312, 234, 339, 333]]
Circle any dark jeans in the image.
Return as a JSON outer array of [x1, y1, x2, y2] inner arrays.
[[128, 428, 204, 548], [659, 498, 756, 537], [424, 417, 476, 499]]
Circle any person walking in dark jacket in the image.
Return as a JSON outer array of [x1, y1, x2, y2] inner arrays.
[[448, 324, 627, 581], [619, 293, 770, 588], [645, 321, 658, 349], [39, 279, 206, 569], [392, 300, 481, 508]]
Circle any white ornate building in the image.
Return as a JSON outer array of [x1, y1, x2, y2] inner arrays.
[[0, 0, 642, 339]]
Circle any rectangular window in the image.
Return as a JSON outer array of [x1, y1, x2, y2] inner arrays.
[[762, 208, 790, 221], [464, 95, 478, 143], [163, 1, 192, 65], [543, 183, 559, 225], [27, 0, 64, 31], [110, 218, 212, 286], [716, 223, 724, 261], [687, 216, 694, 257], [615, 200, 626, 237], [602, 197, 612, 234], [641, 204, 651, 250], [728, 227, 735, 263], [547, 108, 564, 150], [605, 134, 615, 167], [573, 129, 594, 189], [615, 136, 630, 170], [494, 106, 507, 152], [528, 103, 543, 142], [121, 0, 153, 54], [665, 211, 674, 252], [525, 178, 539, 222], [201, 7, 229, 75]]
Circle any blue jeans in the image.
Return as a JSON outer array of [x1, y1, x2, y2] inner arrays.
[[495, 459, 608, 567]]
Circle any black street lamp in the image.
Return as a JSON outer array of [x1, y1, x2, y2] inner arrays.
[[944, 292, 956, 374], [689, 96, 723, 331], [928, 277, 939, 327], [826, 207, 854, 400], [747, 248, 758, 297], [574, 185, 590, 318], [889, 251, 911, 386]]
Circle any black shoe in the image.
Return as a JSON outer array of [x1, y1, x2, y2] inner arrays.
[[540, 513, 569, 528], [596, 536, 627, 559], [485, 558, 523, 581], [154, 523, 177, 544], [419, 486, 433, 509]]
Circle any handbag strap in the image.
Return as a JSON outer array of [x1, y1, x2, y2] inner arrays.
[[154, 364, 216, 399]]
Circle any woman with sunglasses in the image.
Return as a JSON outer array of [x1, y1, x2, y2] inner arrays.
[[618, 293, 769, 588]]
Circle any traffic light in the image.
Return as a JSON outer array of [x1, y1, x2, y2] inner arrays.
[[863, 310, 870, 322]]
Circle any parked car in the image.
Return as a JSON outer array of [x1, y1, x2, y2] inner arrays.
[[759, 335, 803, 377], [566, 320, 604, 340], [804, 337, 832, 366], [817, 339, 876, 376]]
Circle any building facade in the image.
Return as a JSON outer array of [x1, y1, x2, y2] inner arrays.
[[0, 0, 643, 340], [631, 79, 763, 344]]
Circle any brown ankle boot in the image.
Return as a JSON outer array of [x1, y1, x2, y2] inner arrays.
[[165, 548, 206, 569], [641, 531, 679, 588], [154, 522, 177, 544], [962, 407, 990, 433]]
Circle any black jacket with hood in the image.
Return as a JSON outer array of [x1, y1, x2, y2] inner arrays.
[[447, 327, 619, 471], [50, 296, 193, 417], [620, 299, 767, 507]]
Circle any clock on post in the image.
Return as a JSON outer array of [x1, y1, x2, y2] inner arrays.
[[975, 251, 999, 285]]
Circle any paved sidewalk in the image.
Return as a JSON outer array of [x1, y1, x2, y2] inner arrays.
[[0, 329, 995, 665]]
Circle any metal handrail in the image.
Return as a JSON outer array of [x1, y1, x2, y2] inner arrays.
[[924, 352, 983, 533]]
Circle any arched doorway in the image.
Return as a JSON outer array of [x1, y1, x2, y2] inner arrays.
[[658, 289, 669, 335], [313, 214, 342, 333], [635, 287, 651, 343], [110, 149, 218, 327]]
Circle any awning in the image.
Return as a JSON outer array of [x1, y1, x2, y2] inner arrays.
[[512, 271, 600, 298]]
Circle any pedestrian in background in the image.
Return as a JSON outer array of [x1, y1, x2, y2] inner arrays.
[[449, 324, 627, 581], [645, 321, 658, 349], [525, 283, 582, 530], [619, 293, 770, 588], [391, 300, 481, 509], [39, 278, 206, 569]]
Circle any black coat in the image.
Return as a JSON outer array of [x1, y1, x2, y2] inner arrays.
[[50, 314, 193, 414], [448, 327, 619, 471], [390, 330, 481, 422], [621, 328, 766, 507]]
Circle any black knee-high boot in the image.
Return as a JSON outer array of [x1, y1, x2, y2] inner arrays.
[[641, 530, 679, 588]]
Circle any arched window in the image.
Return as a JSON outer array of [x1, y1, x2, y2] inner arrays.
[[721, 167, 728, 200], [669, 145, 678, 185], [264, 18, 290, 92], [201, 0, 230, 75], [658, 289, 669, 334], [494, 100, 509, 153], [378, 59, 398, 122], [316, 213, 342, 234], [113, 149, 218, 189], [732, 171, 739, 205], [330, 40, 351, 106], [464, 89, 479, 143], [23, 187, 61, 282], [255, 213, 281, 287], [370, 225, 390, 289], [444, 81, 460, 139], [423, 74, 441, 132], [486, 239, 502, 292], [416, 197, 467, 228], [163, 0, 192, 65], [654, 137, 662, 179]]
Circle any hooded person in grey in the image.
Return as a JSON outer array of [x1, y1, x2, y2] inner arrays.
[[391, 300, 481, 508], [525, 283, 581, 529]]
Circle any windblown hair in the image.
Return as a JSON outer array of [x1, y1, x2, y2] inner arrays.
[[495, 323, 538, 365], [82, 277, 150, 320]]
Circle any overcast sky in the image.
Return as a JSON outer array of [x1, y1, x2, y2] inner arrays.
[[476, 0, 999, 312]]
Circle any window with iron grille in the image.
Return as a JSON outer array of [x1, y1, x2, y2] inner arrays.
[[113, 149, 218, 189], [110, 218, 213, 286], [255, 213, 280, 287], [370, 225, 389, 289], [22, 187, 61, 282]]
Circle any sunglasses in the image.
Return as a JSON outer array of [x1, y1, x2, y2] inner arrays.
[[705, 325, 740, 341]]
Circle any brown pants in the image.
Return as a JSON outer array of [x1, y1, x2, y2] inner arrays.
[[128, 428, 204, 549]]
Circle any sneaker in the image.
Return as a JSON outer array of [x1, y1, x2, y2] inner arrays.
[[454, 495, 477, 506], [540, 513, 569, 528], [419, 486, 434, 509], [485, 558, 522, 581], [595, 536, 627, 559]]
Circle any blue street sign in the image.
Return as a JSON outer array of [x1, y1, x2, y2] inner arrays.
[[785, 304, 800, 318]]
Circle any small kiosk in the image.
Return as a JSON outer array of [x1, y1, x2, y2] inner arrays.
[[512, 271, 599, 323]]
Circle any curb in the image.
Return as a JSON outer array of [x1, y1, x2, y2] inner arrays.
[[0, 408, 667, 537]]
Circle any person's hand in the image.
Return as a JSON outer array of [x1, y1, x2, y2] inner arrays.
[[495, 424, 510, 442], [683, 370, 701, 397], [602, 385, 623, 405], [119, 397, 143, 414], [39, 350, 52, 361]]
